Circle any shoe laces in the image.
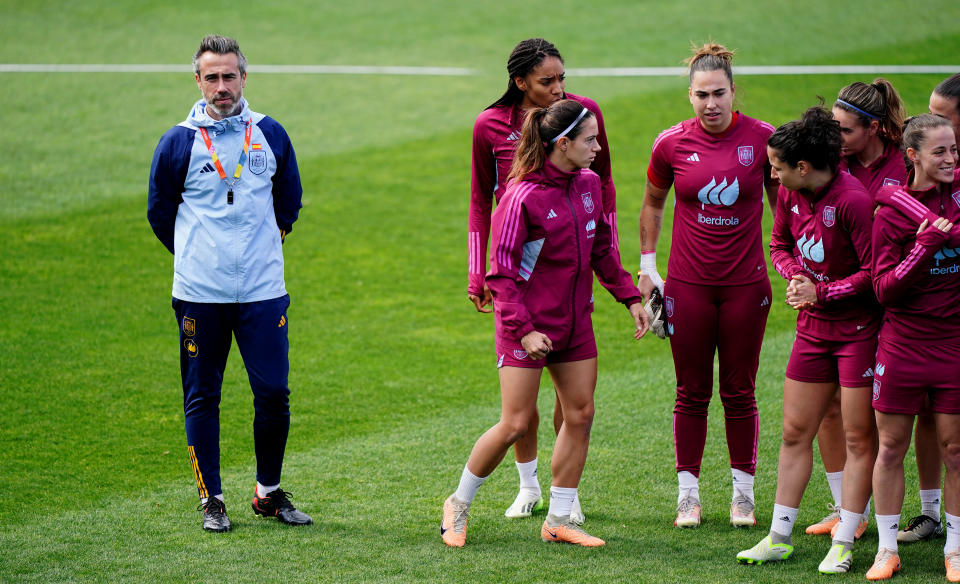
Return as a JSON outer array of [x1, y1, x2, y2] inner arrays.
[[819, 503, 840, 520], [905, 514, 937, 530], [731, 490, 754, 513], [198, 498, 226, 515], [265, 488, 295, 511], [874, 547, 897, 566], [451, 500, 469, 532], [677, 496, 700, 515]]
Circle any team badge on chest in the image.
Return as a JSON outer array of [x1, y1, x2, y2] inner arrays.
[[580, 192, 594, 213], [822, 206, 836, 227], [737, 146, 754, 167], [249, 150, 267, 175]]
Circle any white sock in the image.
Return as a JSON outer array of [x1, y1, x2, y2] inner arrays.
[[516, 459, 540, 491], [876, 514, 900, 552], [454, 465, 487, 505], [200, 494, 225, 504], [770, 504, 798, 539], [834, 508, 863, 543], [548, 486, 577, 518], [256, 482, 279, 498], [732, 468, 755, 501], [826, 471, 843, 507], [678, 471, 700, 504], [921, 489, 942, 519], [945, 512, 960, 553]]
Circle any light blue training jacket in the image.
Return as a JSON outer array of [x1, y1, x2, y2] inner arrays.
[[148, 99, 302, 303]]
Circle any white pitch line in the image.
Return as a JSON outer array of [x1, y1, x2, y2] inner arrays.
[[0, 64, 956, 76], [569, 65, 960, 77]]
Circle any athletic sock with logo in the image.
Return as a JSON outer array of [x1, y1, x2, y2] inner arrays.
[[834, 508, 862, 544], [921, 489, 943, 520], [876, 514, 900, 552], [770, 504, 798, 543], [547, 486, 577, 519], [945, 512, 960, 553], [826, 471, 843, 508], [516, 458, 540, 491], [454, 465, 487, 505], [678, 471, 700, 504]]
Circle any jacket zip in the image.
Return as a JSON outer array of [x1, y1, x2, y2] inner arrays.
[[563, 180, 581, 347]]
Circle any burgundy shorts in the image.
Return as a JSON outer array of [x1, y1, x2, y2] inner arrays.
[[785, 332, 877, 388], [872, 337, 960, 415], [495, 332, 597, 369]]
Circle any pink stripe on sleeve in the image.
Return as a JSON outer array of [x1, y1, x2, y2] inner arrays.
[[889, 190, 931, 221], [894, 243, 926, 280]]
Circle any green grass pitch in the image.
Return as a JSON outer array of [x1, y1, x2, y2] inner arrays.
[[2, 1, 960, 581]]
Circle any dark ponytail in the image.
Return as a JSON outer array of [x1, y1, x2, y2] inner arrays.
[[488, 38, 563, 110], [508, 99, 594, 182], [768, 104, 842, 172]]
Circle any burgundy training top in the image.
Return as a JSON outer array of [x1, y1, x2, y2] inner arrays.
[[770, 171, 880, 340], [873, 168, 960, 343], [647, 112, 774, 286], [487, 160, 639, 345], [840, 141, 908, 200]]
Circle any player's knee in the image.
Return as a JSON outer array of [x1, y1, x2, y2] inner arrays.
[[561, 402, 594, 432], [875, 443, 907, 469], [939, 440, 960, 473], [781, 418, 813, 448], [843, 424, 878, 458]]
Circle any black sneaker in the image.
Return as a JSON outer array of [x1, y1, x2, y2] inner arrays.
[[198, 497, 231, 532], [251, 488, 313, 525]]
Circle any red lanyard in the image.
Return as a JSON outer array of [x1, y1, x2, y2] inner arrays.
[[198, 120, 252, 204]]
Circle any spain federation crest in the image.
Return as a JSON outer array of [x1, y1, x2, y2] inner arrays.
[[249, 150, 267, 175], [823, 206, 836, 227], [580, 192, 594, 213], [737, 146, 754, 167], [512, 349, 528, 360], [182, 317, 196, 337], [882, 178, 901, 187], [665, 295, 675, 318]]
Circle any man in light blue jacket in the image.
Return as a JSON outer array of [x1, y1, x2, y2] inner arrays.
[[149, 34, 309, 533]]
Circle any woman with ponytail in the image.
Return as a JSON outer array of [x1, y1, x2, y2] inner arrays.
[[801, 78, 908, 542], [467, 38, 619, 523], [442, 99, 648, 548], [867, 114, 960, 581], [736, 106, 879, 575], [833, 79, 908, 195], [637, 42, 779, 529]]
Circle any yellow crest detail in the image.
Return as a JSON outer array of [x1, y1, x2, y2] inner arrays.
[[183, 338, 199, 358], [278, 315, 286, 328], [182, 317, 196, 337]]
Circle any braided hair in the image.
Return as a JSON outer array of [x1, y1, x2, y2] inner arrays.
[[488, 38, 564, 110]]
